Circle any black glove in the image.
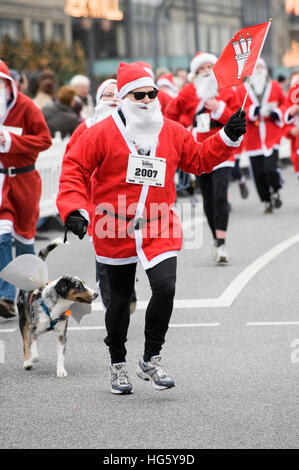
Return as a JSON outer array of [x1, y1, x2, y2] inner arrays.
[[254, 105, 261, 116], [65, 210, 88, 240], [270, 110, 280, 122], [224, 108, 246, 142]]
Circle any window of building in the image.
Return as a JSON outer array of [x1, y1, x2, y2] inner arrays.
[[53, 23, 64, 41], [32, 21, 44, 43], [0, 19, 23, 41], [209, 25, 219, 55]]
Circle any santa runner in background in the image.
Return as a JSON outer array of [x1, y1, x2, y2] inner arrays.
[[213, 20, 272, 91]]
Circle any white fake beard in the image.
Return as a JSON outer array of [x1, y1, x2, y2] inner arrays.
[[252, 69, 268, 96], [93, 101, 117, 122], [120, 97, 163, 154], [193, 72, 218, 102]]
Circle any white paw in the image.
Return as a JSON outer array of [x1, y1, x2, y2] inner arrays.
[[57, 368, 68, 378], [24, 360, 33, 370], [31, 356, 40, 363]]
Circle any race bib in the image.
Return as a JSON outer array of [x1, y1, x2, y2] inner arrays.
[[195, 113, 210, 133], [126, 154, 166, 187]]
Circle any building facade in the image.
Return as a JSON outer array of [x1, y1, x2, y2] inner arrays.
[[0, 0, 295, 78], [0, 0, 72, 46]]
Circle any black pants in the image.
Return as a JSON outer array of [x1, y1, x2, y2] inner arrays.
[[197, 167, 232, 239], [250, 150, 281, 203], [96, 261, 137, 310], [104, 257, 177, 364]]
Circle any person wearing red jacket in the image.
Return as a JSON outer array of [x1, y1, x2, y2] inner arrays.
[[283, 72, 299, 178], [165, 52, 240, 263], [0, 60, 51, 319], [235, 58, 286, 213], [57, 61, 246, 395], [65, 78, 137, 313]]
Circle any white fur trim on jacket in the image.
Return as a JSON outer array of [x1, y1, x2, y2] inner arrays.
[[219, 128, 243, 147]]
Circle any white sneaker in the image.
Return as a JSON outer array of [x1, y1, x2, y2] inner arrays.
[[215, 245, 229, 263]]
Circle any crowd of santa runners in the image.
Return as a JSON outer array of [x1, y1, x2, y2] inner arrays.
[[0, 52, 299, 394]]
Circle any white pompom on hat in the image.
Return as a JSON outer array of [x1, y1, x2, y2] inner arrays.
[[117, 62, 157, 99], [96, 79, 117, 105], [188, 52, 218, 82]]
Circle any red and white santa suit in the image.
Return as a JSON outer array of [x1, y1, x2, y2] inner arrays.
[[0, 60, 51, 242], [283, 78, 299, 177], [235, 72, 286, 158], [57, 62, 243, 269], [165, 52, 240, 172]]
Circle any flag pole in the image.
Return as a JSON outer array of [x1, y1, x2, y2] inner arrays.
[[240, 18, 273, 113]]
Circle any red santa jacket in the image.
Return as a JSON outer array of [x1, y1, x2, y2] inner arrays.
[[0, 61, 52, 240], [158, 89, 173, 116], [57, 109, 242, 269], [235, 80, 286, 157], [165, 83, 240, 169]]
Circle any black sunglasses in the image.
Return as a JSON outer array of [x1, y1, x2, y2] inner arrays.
[[129, 89, 159, 100]]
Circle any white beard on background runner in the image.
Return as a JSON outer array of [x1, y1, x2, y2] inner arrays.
[[251, 68, 268, 96], [94, 100, 117, 122], [121, 97, 164, 154], [193, 72, 218, 102]]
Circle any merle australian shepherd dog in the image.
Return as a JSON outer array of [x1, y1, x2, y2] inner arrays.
[[17, 239, 98, 377]]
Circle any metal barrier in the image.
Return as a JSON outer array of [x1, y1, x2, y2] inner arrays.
[[36, 134, 69, 218]]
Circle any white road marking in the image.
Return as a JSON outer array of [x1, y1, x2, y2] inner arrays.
[[92, 233, 299, 311], [247, 321, 299, 327], [0, 328, 16, 333]]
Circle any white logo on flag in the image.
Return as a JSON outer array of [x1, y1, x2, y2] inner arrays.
[[232, 33, 252, 79]]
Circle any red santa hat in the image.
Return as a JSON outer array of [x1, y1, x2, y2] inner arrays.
[[156, 73, 178, 94], [136, 61, 155, 79], [117, 62, 157, 99], [188, 52, 218, 81], [96, 78, 117, 105], [0, 59, 18, 107]]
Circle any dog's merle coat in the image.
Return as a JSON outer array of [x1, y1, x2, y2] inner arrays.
[[17, 239, 98, 377]]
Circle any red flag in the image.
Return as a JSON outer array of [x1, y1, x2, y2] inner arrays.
[[213, 21, 272, 89]]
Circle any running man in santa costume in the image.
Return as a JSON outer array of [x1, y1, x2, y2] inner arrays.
[[165, 52, 240, 263], [65, 78, 137, 313], [57, 61, 246, 395], [235, 58, 286, 214], [0, 60, 51, 319]]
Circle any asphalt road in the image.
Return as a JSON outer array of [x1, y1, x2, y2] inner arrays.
[[1, 163, 299, 450]]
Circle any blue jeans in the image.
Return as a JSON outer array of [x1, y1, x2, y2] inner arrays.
[[0, 233, 35, 301]]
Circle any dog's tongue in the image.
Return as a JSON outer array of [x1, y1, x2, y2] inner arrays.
[[69, 303, 92, 325], [0, 254, 48, 289]]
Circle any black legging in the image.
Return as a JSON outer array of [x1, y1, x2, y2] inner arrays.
[[104, 257, 177, 364], [197, 167, 232, 239], [249, 150, 281, 203]]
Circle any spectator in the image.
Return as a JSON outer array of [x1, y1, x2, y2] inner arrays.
[[33, 79, 56, 110], [42, 86, 80, 138], [69, 74, 94, 120]]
